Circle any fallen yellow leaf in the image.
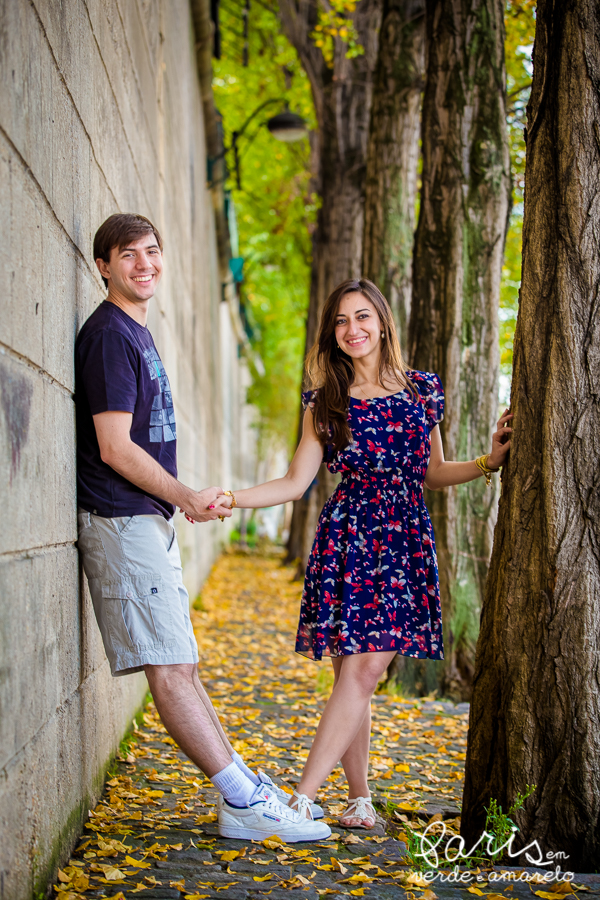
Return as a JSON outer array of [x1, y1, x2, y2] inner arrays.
[[253, 874, 274, 882], [124, 856, 151, 869], [468, 890, 486, 896], [170, 880, 186, 890], [219, 850, 239, 862], [104, 868, 126, 882], [70, 873, 89, 892], [262, 836, 285, 849]]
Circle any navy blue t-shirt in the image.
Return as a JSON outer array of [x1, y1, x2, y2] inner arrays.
[[75, 301, 177, 519]]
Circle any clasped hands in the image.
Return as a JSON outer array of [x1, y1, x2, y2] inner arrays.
[[179, 486, 234, 524]]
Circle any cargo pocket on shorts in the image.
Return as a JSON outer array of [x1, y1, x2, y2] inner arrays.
[[101, 576, 178, 652]]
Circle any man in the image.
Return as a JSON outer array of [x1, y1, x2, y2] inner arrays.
[[75, 213, 329, 842]]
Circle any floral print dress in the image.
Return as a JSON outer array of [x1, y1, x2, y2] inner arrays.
[[296, 370, 445, 661]]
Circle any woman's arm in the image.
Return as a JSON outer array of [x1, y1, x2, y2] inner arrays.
[[424, 410, 512, 491], [219, 407, 325, 510]]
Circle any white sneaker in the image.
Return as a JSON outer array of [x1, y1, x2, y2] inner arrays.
[[257, 771, 324, 820], [217, 782, 331, 842]]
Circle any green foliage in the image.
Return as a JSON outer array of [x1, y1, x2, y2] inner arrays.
[[500, 1, 536, 400], [213, 1, 317, 458], [403, 819, 438, 873], [383, 786, 537, 872], [192, 593, 206, 611], [311, 0, 364, 66], [315, 664, 335, 695], [213, 1, 535, 430], [483, 783, 537, 862]]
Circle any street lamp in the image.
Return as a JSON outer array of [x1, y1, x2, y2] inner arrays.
[[266, 111, 308, 142], [208, 100, 308, 190]]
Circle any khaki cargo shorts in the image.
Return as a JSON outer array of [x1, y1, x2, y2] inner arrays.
[[77, 509, 199, 676]]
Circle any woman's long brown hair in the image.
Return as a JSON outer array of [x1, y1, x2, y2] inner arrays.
[[305, 278, 417, 453]]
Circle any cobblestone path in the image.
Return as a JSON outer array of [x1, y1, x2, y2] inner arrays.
[[52, 552, 600, 900]]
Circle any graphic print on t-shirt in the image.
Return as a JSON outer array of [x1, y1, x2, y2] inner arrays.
[[144, 348, 176, 443]]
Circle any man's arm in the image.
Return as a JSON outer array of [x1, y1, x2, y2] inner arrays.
[[93, 411, 232, 522]]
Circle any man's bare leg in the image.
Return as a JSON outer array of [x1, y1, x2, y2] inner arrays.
[[145, 663, 231, 777]]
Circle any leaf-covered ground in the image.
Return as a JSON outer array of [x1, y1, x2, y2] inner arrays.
[[52, 552, 599, 900]]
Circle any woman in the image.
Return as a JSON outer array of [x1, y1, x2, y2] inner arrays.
[[208, 278, 511, 828]]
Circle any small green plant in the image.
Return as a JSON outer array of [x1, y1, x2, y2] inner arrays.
[[402, 819, 438, 873], [192, 593, 205, 611], [118, 735, 136, 759], [380, 675, 406, 699], [483, 784, 537, 862], [379, 787, 537, 873], [315, 666, 334, 696]]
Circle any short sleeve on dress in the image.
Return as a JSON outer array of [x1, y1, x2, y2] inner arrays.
[[301, 389, 317, 411], [411, 371, 444, 432]]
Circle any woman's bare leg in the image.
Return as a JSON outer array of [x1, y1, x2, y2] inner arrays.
[[331, 657, 374, 826], [291, 650, 395, 805]]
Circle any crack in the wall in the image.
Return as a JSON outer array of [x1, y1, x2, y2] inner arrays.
[[0, 343, 73, 397]]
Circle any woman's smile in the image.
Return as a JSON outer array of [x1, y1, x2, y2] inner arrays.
[[335, 291, 382, 356]]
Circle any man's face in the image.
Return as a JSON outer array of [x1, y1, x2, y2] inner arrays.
[[96, 234, 163, 302]]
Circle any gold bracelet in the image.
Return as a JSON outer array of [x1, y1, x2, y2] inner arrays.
[[475, 455, 499, 487], [218, 490, 237, 522]]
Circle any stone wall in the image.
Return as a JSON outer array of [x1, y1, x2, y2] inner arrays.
[[0, 1, 255, 897]]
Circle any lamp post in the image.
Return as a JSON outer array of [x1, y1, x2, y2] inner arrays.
[[208, 99, 308, 190]]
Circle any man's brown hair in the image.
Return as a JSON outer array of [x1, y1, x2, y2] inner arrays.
[[93, 213, 163, 288]]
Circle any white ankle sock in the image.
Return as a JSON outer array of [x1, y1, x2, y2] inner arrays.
[[231, 750, 260, 786], [210, 762, 256, 807]]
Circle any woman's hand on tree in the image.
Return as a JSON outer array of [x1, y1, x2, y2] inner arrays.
[[488, 409, 513, 469]]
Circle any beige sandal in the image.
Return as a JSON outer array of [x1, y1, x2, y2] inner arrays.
[[339, 795, 379, 829], [289, 789, 315, 820]]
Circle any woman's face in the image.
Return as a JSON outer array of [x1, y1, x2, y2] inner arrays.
[[334, 292, 383, 362]]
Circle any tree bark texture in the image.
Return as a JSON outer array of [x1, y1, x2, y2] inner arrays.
[[462, 0, 600, 869], [362, 0, 426, 344], [280, 0, 383, 570], [391, 0, 510, 700]]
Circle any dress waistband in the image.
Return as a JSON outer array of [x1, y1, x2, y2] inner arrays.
[[340, 470, 423, 499]]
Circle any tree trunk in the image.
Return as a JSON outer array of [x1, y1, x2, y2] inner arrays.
[[279, 0, 383, 571], [393, 0, 510, 700], [362, 0, 426, 343], [462, 0, 600, 869]]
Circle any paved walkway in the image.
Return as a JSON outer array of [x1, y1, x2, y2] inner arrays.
[[52, 552, 599, 900]]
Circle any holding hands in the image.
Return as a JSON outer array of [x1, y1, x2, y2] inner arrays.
[[180, 486, 234, 523], [180, 409, 514, 522]]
